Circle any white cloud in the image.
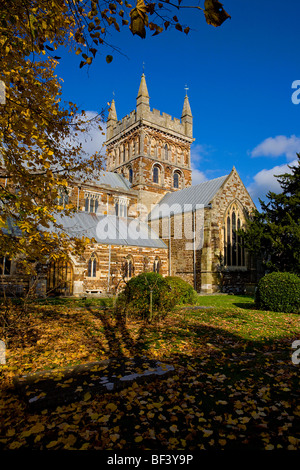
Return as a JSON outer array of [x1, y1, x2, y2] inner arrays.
[[191, 166, 207, 185], [247, 159, 298, 201], [251, 135, 300, 161]]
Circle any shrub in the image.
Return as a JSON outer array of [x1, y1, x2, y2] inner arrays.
[[255, 272, 300, 313], [165, 276, 198, 305], [115, 272, 177, 322]]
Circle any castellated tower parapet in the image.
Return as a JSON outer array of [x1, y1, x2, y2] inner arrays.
[[105, 74, 194, 209]]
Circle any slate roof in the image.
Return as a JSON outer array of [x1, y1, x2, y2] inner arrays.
[[50, 212, 167, 249], [148, 174, 229, 221], [76, 170, 132, 191]]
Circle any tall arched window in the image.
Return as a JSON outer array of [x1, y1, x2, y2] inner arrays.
[[153, 257, 160, 273], [153, 165, 159, 184], [173, 171, 181, 189], [88, 253, 97, 277], [128, 167, 133, 184], [223, 203, 245, 267], [124, 256, 134, 279]]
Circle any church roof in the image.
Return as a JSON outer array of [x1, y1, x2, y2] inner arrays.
[[76, 170, 132, 191], [49, 212, 167, 249], [148, 174, 229, 220]]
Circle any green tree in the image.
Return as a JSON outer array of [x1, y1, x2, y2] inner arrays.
[[241, 154, 300, 274]]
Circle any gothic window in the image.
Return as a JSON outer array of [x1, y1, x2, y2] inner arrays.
[[153, 257, 161, 273], [153, 165, 160, 184], [128, 167, 133, 184], [173, 170, 182, 189], [124, 256, 134, 279], [0, 256, 11, 275], [88, 253, 97, 278], [223, 203, 245, 267]]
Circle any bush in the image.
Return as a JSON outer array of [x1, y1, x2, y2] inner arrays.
[[115, 272, 177, 322], [255, 272, 300, 313], [165, 276, 198, 305]]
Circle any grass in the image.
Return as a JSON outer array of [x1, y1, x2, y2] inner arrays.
[[0, 294, 300, 450]]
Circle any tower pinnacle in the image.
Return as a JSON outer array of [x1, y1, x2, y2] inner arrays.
[[136, 73, 150, 118]]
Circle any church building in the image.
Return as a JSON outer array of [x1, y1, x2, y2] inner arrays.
[[0, 74, 257, 297]]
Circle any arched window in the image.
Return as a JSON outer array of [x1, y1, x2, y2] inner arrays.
[[153, 165, 159, 184], [153, 257, 160, 273], [88, 253, 97, 278], [164, 144, 169, 161], [124, 257, 134, 279], [223, 203, 245, 267], [173, 171, 179, 189], [128, 167, 133, 184]]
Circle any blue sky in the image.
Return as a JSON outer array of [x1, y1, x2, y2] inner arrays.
[[56, 0, 300, 208]]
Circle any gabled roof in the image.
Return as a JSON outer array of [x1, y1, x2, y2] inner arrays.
[[50, 212, 167, 249], [148, 174, 228, 221]]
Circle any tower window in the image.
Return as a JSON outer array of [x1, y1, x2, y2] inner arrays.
[[173, 171, 179, 189], [128, 167, 133, 184], [153, 165, 159, 184]]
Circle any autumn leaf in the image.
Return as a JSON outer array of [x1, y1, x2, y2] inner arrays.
[[129, 0, 148, 38], [204, 0, 231, 27]]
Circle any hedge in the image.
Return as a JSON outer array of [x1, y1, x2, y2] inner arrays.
[[255, 271, 300, 313]]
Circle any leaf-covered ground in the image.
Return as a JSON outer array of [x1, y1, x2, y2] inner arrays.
[[0, 295, 300, 451]]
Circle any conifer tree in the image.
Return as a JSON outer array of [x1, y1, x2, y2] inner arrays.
[[241, 155, 300, 274]]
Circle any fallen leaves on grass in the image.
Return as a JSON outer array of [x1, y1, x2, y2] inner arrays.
[[0, 300, 300, 450]]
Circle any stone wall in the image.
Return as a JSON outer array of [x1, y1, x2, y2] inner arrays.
[[67, 243, 168, 297]]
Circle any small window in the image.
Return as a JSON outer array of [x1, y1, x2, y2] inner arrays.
[[88, 254, 97, 277], [173, 172, 179, 189], [125, 258, 133, 278], [129, 168, 133, 183], [153, 257, 160, 273], [153, 166, 159, 184]]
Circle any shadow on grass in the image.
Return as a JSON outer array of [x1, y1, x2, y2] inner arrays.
[[233, 302, 257, 310]]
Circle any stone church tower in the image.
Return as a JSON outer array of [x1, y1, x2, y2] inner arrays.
[[105, 74, 194, 210]]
